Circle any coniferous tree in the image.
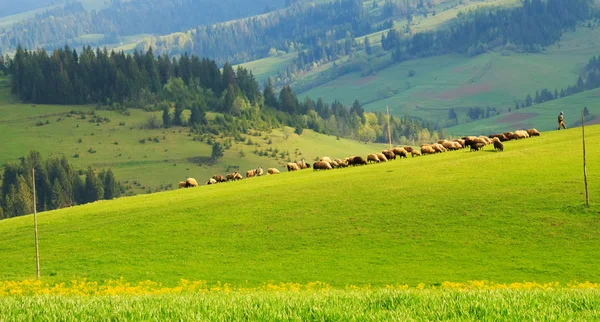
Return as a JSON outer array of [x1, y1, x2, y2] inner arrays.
[[103, 169, 120, 200], [162, 105, 171, 128], [84, 167, 104, 203]]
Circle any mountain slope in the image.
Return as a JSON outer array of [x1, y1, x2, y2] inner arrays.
[[0, 126, 598, 285]]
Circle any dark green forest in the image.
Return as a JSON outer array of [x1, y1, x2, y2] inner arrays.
[[381, 0, 591, 61], [0, 151, 122, 220], [0, 0, 287, 53], [3, 45, 439, 144]]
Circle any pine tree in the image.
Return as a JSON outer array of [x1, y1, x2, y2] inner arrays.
[[365, 37, 372, 55], [103, 169, 120, 200], [84, 167, 104, 203], [162, 105, 171, 128], [263, 78, 278, 109], [174, 102, 184, 126], [584, 106, 590, 117]]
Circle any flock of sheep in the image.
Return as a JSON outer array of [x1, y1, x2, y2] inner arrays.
[[178, 128, 541, 188]]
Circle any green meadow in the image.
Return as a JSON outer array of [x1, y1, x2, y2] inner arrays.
[[0, 77, 386, 194], [0, 125, 598, 285]]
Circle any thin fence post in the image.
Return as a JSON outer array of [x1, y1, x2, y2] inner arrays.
[[581, 111, 590, 208], [32, 168, 40, 279]]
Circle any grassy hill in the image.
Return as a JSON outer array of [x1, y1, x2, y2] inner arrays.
[[0, 77, 386, 194], [0, 125, 598, 285], [447, 87, 600, 135], [299, 25, 600, 122]]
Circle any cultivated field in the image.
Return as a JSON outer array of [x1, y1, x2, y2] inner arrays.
[[0, 126, 598, 285]]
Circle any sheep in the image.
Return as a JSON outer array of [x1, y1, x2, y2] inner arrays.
[[470, 142, 485, 151], [178, 181, 186, 188], [330, 160, 339, 168], [514, 130, 529, 139], [504, 132, 516, 140], [382, 150, 396, 160], [442, 141, 458, 150], [255, 167, 264, 176], [185, 178, 199, 187], [268, 168, 280, 175], [489, 134, 508, 142], [494, 139, 504, 152], [313, 161, 333, 170], [411, 150, 421, 157], [348, 156, 367, 166], [246, 170, 256, 178], [226, 172, 242, 181], [213, 175, 227, 183], [421, 145, 435, 155], [206, 178, 217, 185], [527, 128, 541, 137], [473, 137, 488, 145], [287, 163, 300, 171], [367, 154, 380, 163], [376, 153, 388, 162], [432, 144, 446, 153], [320, 157, 332, 163], [392, 147, 408, 158], [335, 158, 348, 168], [296, 159, 310, 169], [403, 146, 414, 153], [453, 139, 466, 148]]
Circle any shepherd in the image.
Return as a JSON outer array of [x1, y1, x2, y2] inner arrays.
[[558, 111, 566, 130]]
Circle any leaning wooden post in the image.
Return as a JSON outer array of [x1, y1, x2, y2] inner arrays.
[[581, 110, 590, 208], [32, 168, 40, 278]]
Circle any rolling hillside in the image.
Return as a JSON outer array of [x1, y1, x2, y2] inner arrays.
[[299, 25, 600, 122], [0, 77, 386, 195], [447, 87, 600, 135], [0, 126, 598, 285]]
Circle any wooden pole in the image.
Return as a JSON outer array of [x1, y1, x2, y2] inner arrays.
[[581, 111, 590, 208], [32, 168, 40, 279], [386, 105, 392, 149]]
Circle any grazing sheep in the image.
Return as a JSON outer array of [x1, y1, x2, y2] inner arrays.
[[421, 146, 435, 155], [367, 154, 380, 163], [442, 141, 457, 150], [185, 178, 199, 187], [330, 160, 339, 168], [403, 146, 414, 153], [411, 150, 421, 157], [489, 134, 508, 142], [473, 137, 488, 145], [206, 178, 217, 185], [514, 130, 529, 139], [255, 167, 264, 176], [287, 163, 300, 171], [376, 153, 388, 162], [392, 147, 408, 158], [470, 142, 485, 152], [494, 139, 504, 152], [213, 175, 227, 183], [178, 181, 186, 188], [527, 128, 541, 137], [313, 161, 333, 170], [226, 172, 242, 181], [268, 168, 280, 175], [348, 156, 368, 166], [335, 158, 348, 168], [382, 150, 396, 160], [320, 157, 332, 163], [432, 144, 445, 153], [453, 139, 466, 148], [246, 170, 255, 178], [296, 159, 310, 169], [504, 132, 516, 140]]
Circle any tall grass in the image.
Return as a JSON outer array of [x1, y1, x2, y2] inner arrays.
[[1, 288, 599, 321]]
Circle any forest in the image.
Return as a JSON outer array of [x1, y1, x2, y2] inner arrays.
[[3, 45, 440, 145], [0, 151, 122, 220], [381, 0, 592, 61], [0, 0, 288, 53]]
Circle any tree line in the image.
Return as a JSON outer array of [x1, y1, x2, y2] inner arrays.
[[381, 0, 591, 62], [4, 44, 442, 145], [0, 0, 287, 53], [0, 151, 122, 220]]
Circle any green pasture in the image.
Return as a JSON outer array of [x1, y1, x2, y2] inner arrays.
[[299, 25, 600, 122], [447, 88, 600, 135], [0, 125, 598, 285], [0, 77, 385, 194]]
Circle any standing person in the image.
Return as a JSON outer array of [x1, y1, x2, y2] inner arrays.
[[558, 111, 566, 130]]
